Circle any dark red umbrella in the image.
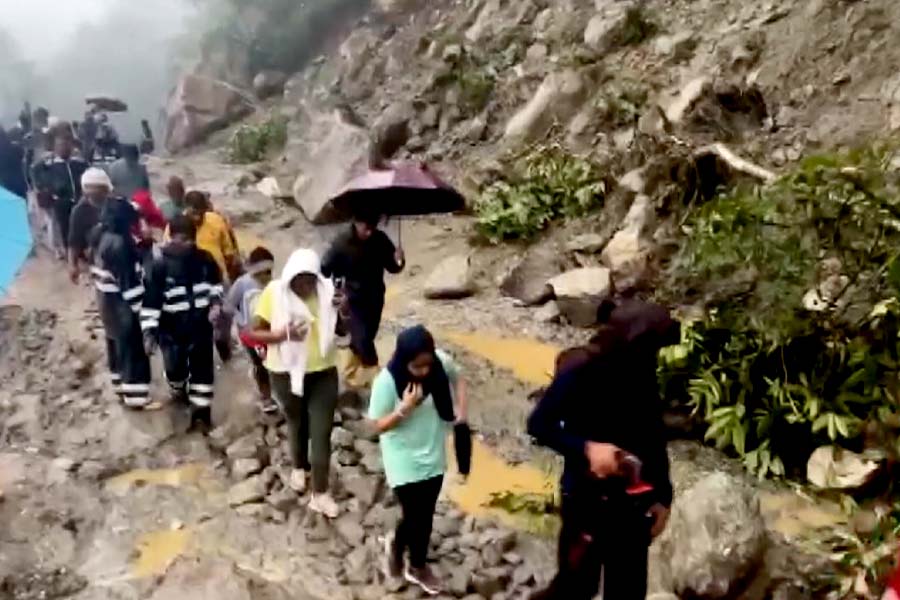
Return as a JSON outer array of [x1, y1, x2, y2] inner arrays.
[[327, 161, 466, 223]]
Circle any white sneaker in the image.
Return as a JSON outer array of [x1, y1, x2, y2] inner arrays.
[[309, 493, 339, 519], [289, 469, 307, 494]]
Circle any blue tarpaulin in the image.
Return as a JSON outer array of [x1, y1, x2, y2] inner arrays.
[[0, 185, 32, 296]]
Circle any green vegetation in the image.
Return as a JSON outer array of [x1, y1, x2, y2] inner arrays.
[[434, 52, 497, 114], [474, 147, 607, 243], [810, 499, 900, 597], [225, 115, 288, 163], [659, 146, 900, 479], [619, 6, 659, 46], [599, 80, 648, 127]]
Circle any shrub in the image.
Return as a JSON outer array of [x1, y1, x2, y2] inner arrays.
[[620, 6, 659, 46], [659, 146, 900, 479], [225, 115, 288, 163], [474, 147, 607, 243]]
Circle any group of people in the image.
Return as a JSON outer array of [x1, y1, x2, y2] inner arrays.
[[0, 106, 688, 599]]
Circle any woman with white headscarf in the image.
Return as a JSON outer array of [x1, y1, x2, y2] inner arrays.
[[249, 248, 347, 518]]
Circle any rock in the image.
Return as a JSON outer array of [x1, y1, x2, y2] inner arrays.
[[465, 0, 503, 43], [234, 503, 272, 519], [512, 564, 535, 587], [225, 432, 264, 460], [442, 44, 463, 62], [335, 514, 366, 546], [336, 449, 361, 467], [342, 471, 381, 509], [500, 244, 565, 305], [370, 103, 413, 167], [164, 74, 254, 152], [52, 457, 77, 473], [252, 70, 287, 99], [360, 452, 383, 475], [345, 546, 372, 584], [331, 427, 355, 450], [227, 475, 267, 507], [265, 488, 297, 513], [420, 104, 441, 130], [255, 177, 287, 199], [601, 194, 655, 289], [662, 76, 710, 125], [231, 458, 262, 479], [652, 31, 696, 61], [583, 4, 633, 54], [535, 301, 561, 324], [547, 267, 612, 327], [462, 116, 488, 143], [449, 569, 471, 596], [806, 446, 881, 490], [649, 463, 768, 599], [291, 114, 371, 224], [504, 70, 588, 143], [424, 255, 476, 300], [565, 233, 606, 254], [472, 567, 510, 598], [482, 543, 503, 567]]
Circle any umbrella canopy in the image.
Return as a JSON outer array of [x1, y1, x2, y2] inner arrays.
[[86, 95, 129, 113], [326, 162, 465, 222], [0, 186, 33, 296]]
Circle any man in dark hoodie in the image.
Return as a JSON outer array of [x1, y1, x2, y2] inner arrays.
[[91, 196, 154, 409], [526, 300, 678, 600], [141, 214, 223, 428], [322, 209, 405, 390]]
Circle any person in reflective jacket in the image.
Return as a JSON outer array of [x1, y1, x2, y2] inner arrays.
[[91, 195, 154, 409], [141, 214, 223, 429]]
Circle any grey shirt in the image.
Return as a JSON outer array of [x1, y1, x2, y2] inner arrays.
[[223, 272, 262, 329]]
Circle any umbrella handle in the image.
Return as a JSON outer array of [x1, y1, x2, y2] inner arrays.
[[397, 218, 403, 249]]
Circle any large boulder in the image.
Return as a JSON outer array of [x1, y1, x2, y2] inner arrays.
[[583, 2, 633, 54], [500, 244, 566, 305], [291, 116, 371, 224], [547, 267, 612, 327], [650, 444, 769, 599], [504, 70, 588, 143], [164, 74, 254, 152], [424, 255, 476, 300]]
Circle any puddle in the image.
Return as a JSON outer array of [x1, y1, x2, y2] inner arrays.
[[759, 491, 845, 538], [447, 439, 558, 534], [106, 464, 206, 495], [131, 529, 191, 578], [439, 331, 559, 386]]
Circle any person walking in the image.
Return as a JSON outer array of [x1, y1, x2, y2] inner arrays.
[[31, 129, 89, 260], [224, 246, 277, 414], [108, 143, 151, 203], [159, 176, 186, 223], [142, 214, 224, 428], [322, 209, 405, 390], [0, 127, 27, 198], [68, 168, 114, 283], [368, 325, 466, 596], [248, 248, 345, 518], [526, 321, 674, 600], [91, 196, 155, 409]]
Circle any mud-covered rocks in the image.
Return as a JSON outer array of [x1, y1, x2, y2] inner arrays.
[[252, 70, 287, 100], [227, 475, 267, 507], [547, 267, 613, 327], [164, 74, 254, 152], [583, 2, 634, 54], [424, 254, 476, 300], [231, 458, 263, 479]]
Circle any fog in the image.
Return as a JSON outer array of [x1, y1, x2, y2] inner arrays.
[[0, 0, 197, 139]]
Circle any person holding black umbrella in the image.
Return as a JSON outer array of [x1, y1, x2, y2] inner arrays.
[[322, 208, 405, 390], [368, 325, 469, 596]]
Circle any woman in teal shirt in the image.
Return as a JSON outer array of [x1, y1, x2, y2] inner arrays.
[[368, 325, 464, 596]]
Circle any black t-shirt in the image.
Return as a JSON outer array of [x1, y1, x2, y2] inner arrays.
[[69, 199, 102, 258]]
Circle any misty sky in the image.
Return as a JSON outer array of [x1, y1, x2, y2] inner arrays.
[[1, 0, 108, 60]]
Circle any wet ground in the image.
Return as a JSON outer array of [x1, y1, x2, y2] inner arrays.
[[0, 152, 847, 600]]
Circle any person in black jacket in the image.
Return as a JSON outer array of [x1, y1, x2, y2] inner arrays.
[[31, 129, 89, 259], [141, 214, 223, 428], [527, 311, 677, 600], [321, 209, 405, 390], [91, 196, 154, 409]]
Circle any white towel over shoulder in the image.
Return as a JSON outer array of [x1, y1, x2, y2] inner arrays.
[[270, 249, 337, 395]]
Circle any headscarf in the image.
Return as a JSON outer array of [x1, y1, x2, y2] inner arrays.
[[81, 167, 113, 190], [387, 325, 454, 422]]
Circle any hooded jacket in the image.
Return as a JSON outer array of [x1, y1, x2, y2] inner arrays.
[[140, 242, 223, 340], [91, 198, 145, 336], [270, 248, 338, 395], [31, 154, 89, 206]]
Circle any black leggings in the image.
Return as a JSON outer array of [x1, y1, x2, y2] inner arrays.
[[393, 475, 443, 569], [536, 493, 651, 600]]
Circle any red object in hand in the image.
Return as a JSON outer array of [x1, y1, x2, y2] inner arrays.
[[132, 190, 167, 230], [238, 329, 267, 359], [886, 554, 900, 599]]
